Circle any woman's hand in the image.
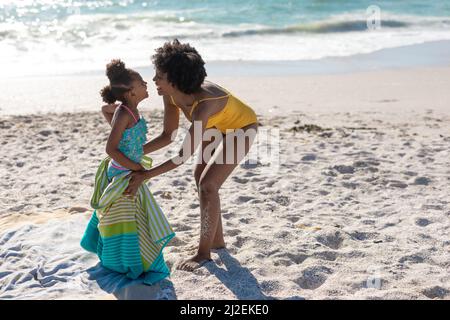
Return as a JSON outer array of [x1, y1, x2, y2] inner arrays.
[[102, 103, 119, 114], [133, 163, 145, 171], [102, 103, 120, 126], [124, 171, 148, 197]]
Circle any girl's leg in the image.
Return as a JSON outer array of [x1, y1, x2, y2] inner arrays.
[[178, 123, 258, 271]]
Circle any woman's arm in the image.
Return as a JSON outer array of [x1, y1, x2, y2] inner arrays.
[[146, 119, 204, 177], [102, 103, 120, 126], [143, 95, 179, 154], [124, 105, 210, 195], [106, 108, 144, 171]]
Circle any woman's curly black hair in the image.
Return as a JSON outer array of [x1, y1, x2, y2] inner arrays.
[[152, 39, 207, 94], [100, 59, 139, 103]]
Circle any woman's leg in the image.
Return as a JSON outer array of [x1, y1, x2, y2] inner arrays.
[[194, 130, 225, 249], [178, 123, 258, 271]]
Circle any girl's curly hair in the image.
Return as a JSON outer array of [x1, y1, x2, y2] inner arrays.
[[152, 39, 207, 94], [100, 59, 139, 103]]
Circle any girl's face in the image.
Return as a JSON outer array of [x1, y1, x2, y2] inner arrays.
[[153, 69, 176, 96], [128, 74, 148, 102]]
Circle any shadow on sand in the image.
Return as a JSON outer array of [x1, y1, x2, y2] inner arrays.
[[86, 263, 177, 300], [205, 249, 304, 300]]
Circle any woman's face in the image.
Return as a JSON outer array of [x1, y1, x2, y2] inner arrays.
[[153, 69, 175, 96], [129, 74, 149, 102]]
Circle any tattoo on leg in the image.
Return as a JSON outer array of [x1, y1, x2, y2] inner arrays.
[[200, 204, 211, 238]]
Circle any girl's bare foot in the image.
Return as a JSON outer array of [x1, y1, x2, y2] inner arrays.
[[177, 253, 213, 272]]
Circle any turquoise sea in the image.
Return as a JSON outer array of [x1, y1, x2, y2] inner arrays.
[[1, 0, 450, 76]]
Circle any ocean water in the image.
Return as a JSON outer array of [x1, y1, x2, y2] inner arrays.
[[1, 0, 450, 77]]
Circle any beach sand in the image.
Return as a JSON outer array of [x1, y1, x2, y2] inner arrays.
[[1, 66, 450, 299]]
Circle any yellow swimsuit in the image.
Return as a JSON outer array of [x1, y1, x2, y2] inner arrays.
[[170, 86, 257, 134]]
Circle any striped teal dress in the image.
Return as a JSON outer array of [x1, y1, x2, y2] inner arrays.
[[80, 115, 175, 285]]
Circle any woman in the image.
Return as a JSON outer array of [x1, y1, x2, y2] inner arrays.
[[123, 39, 258, 271]]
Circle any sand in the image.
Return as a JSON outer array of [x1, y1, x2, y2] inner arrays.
[[0, 66, 450, 300]]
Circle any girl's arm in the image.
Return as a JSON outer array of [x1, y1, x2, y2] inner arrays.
[[106, 108, 144, 171], [102, 103, 120, 126], [143, 95, 179, 154], [124, 105, 210, 195]]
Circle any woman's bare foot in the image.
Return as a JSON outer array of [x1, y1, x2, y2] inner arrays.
[[185, 242, 226, 252], [177, 253, 213, 272], [211, 241, 226, 251]]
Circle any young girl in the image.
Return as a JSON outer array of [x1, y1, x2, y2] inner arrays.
[[80, 59, 175, 285], [123, 40, 258, 271]]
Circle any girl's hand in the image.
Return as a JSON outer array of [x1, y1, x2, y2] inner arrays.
[[124, 171, 148, 197]]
